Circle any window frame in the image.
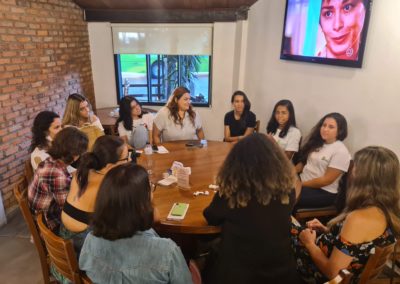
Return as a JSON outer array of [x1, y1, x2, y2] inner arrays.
[[114, 54, 212, 107]]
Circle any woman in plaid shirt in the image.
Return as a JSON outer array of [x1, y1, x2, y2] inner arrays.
[[28, 127, 88, 232]]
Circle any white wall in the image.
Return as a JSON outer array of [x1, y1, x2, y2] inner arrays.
[[243, 0, 400, 157], [88, 23, 118, 108], [88, 22, 246, 141]]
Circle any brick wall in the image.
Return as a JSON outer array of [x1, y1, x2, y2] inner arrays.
[[0, 0, 94, 215]]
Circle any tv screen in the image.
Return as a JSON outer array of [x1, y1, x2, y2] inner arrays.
[[280, 0, 372, 68]]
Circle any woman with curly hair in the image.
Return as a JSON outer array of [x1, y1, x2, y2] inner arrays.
[[30, 111, 61, 170], [295, 112, 351, 210], [203, 133, 301, 283], [292, 146, 399, 283], [153, 86, 204, 144]]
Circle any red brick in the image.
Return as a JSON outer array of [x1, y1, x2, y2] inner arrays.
[[5, 146, 19, 156], [0, 58, 11, 65], [6, 65, 21, 71], [2, 85, 17, 93], [8, 78, 23, 84]]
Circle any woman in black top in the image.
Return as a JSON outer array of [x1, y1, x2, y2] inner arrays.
[[203, 133, 301, 284], [223, 91, 256, 142]]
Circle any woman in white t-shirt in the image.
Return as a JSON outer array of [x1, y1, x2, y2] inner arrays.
[[153, 86, 204, 144], [267, 100, 301, 159], [30, 111, 62, 170], [116, 96, 153, 149], [295, 112, 351, 210]]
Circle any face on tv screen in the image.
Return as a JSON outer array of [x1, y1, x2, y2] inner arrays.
[[280, 0, 371, 67]]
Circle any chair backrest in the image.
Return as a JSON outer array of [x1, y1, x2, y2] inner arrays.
[[358, 243, 395, 283], [36, 213, 83, 284], [254, 120, 260, 133], [79, 124, 104, 151], [335, 160, 354, 213], [325, 243, 395, 284], [24, 159, 34, 184], [13, 176, 52, 284]]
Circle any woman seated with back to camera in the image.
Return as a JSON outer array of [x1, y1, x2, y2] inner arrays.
[[295, 113, 351, 210], [79, 163, 192, 284], [153, 86, 204, 144], [116, 95, 154, 149], [291, 146, 399, 283], [28, 128, 88, 232], [203, 133, 301, 284], [223, 90, 256, 142], [60, 135, 128, 255], [266, 99, 301, 159]]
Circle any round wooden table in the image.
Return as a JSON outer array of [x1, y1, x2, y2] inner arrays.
[[137, 140, 233, 235]]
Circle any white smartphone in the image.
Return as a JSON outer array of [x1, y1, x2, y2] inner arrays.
[[167, 203, 189, 221]]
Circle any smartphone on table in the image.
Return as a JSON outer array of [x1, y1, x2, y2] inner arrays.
[[167, 203, 189, 221]]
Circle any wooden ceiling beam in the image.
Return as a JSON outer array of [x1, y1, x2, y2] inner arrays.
[[83, 7, 251, 23]]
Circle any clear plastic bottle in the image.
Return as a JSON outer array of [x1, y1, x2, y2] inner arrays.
[[144, 143, 153, 155]]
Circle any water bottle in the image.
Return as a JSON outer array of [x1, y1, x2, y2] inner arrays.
[[144, 143, 153, 155]]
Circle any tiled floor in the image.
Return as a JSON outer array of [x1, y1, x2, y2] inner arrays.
[[0, 209, 43, 284]]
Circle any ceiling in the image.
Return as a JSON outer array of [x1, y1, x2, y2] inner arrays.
[[72, 0, 259, 23]]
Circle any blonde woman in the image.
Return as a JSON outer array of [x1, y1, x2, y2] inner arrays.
[[291, 146, 399, 283], [62, 93, 104, 149]]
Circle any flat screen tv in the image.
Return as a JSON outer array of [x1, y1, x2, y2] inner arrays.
[[280, 0, 372, 68]]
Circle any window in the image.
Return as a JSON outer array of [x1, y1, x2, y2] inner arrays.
[[115, 54, 211, 106], [112, 24, 213, 107]]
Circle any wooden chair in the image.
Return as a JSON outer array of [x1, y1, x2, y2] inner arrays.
[[295, 161, 354, 221], [24, 159, 34, 184], [325, 243, 396, 284], [36, 213, 92, 284], [13, 176, 55, 284], [254, 120, 260, 133]]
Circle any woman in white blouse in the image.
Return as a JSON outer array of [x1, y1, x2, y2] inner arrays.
[[153, 86, 204, 144], [266, 99, 301, 159], [116, 96, 153, 149]]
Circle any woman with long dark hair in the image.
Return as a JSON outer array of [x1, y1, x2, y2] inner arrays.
[[60, 136, 127, 255], [79, 163, 192, 283], [153, 86, 204, 144], [266, 99, 301, 159], [30, 111, 61, 170], [116, 96, 153, 149], [203, 133, 301, 283], [292, 146, 399, 283], [295, 113, 351, 209], [223, 90, 256, 142]]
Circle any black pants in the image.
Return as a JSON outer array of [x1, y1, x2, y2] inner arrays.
[[294, 186, 337, 212]]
